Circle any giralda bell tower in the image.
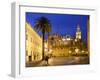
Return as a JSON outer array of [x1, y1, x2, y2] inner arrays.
[[76, 24, 81, 40]]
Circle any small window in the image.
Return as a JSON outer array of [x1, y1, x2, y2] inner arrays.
[[26, 34, 28, 40]]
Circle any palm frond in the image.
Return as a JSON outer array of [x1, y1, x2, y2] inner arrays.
[[34, 16, 52, 34]]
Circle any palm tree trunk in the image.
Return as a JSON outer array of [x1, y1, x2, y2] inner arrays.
[[42, 30, 45, 60], [48, 33, 49, 52]]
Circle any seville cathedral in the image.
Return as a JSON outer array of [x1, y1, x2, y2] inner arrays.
[[47, 24, 86, 57]]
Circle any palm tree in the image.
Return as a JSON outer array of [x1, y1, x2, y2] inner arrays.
[[34, 16, 52, 60]]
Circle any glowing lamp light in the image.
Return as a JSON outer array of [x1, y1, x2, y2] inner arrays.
[[69, 50, 72, 54], [62, 38, 66, 41], [66, 38, 70, 41], [82, 50, 85, 53], [75, 39, 77, 42], [75, 48, 79, 53], [45, 43, 48, 48], [45, 48, 47, 52]]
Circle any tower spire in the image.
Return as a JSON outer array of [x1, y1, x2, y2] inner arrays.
[[76, 24, 81, 40]]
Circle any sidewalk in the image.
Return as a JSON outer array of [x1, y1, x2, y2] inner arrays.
[[26, 60, 48, 67]]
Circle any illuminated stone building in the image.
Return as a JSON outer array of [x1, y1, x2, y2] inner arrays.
[[48, 34, 73, 57], [44, 40, 48, 56], [25, 23, 42, 62]]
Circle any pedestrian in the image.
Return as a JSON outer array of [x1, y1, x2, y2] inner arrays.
[[45, 56, 49, 65]]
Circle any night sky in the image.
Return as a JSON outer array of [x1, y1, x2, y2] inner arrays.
[[26, 12, 89, 42]]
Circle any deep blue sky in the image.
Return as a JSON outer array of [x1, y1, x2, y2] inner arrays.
[[26, 12, 89, 42]]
